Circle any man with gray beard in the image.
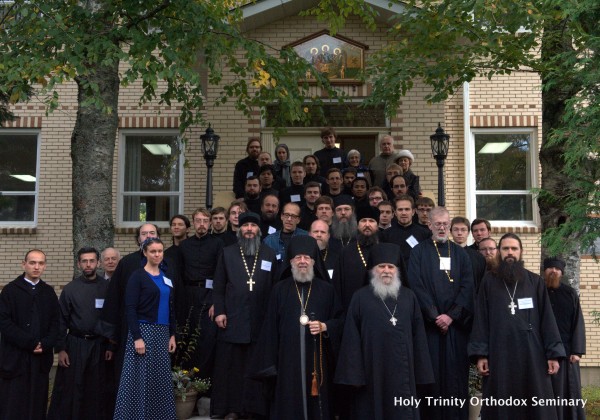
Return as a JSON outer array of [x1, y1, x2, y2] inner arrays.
[[212, 212, 278, 419], [335, 243, 434, 419], [251, 236, 343, 420]]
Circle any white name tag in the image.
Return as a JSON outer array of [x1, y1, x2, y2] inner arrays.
[[163, 276, 173, 287], [406, 235, 419, 248], [276, 254, 282, 261], [95, 299, 104, 309], [246, 172, 254, 178], [439, 257, 451, 271], [518, 297, 534, 309], [333, 157, 342, 164], [261, 260, 272, 272], [328, 269, 334, 278], [291, 194, 301, 202], [205, 279, 213, 289], [357, 172, 365, 178], [268, 226, 277, 234]]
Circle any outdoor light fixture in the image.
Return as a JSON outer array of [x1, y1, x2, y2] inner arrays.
[[430, 123, 450, 207], [200, 125, 220, 210]]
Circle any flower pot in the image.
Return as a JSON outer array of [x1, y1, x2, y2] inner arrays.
[[175, 390, 198, 420]]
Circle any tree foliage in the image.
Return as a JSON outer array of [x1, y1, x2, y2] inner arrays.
[[312, 0, 600, 258]]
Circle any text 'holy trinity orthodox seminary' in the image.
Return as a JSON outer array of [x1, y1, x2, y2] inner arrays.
[[393, 395, 588, 409]]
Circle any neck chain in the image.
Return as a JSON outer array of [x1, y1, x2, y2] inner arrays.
[[380, 297, 398, 326], [239, 246, 259, 291], [433, 240, 453, 283], [503, 280, 519, 315], [294, 280, 313, 325], [321, 248, 328, 262], [357, 242, 367, 267], [341, 237, 351, 247]]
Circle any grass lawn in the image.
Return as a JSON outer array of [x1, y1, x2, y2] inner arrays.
[[583, 386, 600, 419]]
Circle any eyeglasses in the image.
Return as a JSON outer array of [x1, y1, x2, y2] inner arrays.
[[479, 247, 497, 253], [432, 222, 450, 229], [282, 213, 300, 220]]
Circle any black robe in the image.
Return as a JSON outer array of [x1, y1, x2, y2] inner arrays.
[[0, 275, 60, 420], [380, 221, 432, 267], [250, 277, 344, 420], [548, 283, 586, 420], [335, 286, 434, 419], [314, 147, 346, 177], [468, 270, 566, 420], [233, 156, 260, 198], [332, 239, 371, 311], [211, 243, 278, 416], [176, 234, 224, 375], [48, 275, 111, 420], [407, 240, 474, 420]]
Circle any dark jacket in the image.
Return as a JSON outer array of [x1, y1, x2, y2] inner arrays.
[[0, 275, 60, 378]]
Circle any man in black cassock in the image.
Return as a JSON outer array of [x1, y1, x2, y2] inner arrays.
[[211, 212, 278, 419], [544, 257, 586, 420], [48, 247, 111, 420], [335, 243, 434, 419], [408, 207, 474, 420], [176, 208, 224, 376], [250, 235, 343, 420], [0, 249, 60, 420], [309, 219, 340, 280], [468, 233, 566, 419]]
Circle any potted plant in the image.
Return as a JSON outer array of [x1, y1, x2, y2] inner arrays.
[[172, 366, 211, 419], [468, 364, 483, 420]]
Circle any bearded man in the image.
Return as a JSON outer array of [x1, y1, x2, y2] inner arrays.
[[468, 233, 565, 420], [544, 257, 586, 420], [212, 212, 278, 419], [408, 206, 474, 420], [478, 237, 498, 272], [330, 195, 358, 248], [335, 243, 433, 419], [251, 236, 343, 420]]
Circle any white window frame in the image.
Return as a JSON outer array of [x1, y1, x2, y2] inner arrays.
[[0, 129, 41, 227], [117, 129, 184, 228], [466, 127, 539, 228]]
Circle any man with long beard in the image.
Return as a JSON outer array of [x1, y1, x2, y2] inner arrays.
[[212, 212, 278, 419], [251, 236, 343, 420], [469, 233, 565, 419], [478, 237, 499, 272], [335, 243, 434, 419], [544, 257, 586, 420], [408, 206, 474, 420], [330, 195, 358, 248]]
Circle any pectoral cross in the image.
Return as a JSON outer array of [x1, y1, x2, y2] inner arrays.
[[508, 300, 516, 315], [390, 316, 397, 326], [247, 277, 255, 292]]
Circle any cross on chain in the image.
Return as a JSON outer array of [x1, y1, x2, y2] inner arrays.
[[508, 300, 517, 315], [247, 278, 255, 292], [390, 316, 397, 326]]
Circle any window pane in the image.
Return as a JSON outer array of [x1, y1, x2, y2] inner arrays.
[[0, 134, 38, 192], [0, 195, 35, 222], [476, 194, 533, 221], [122, 195, 180, 222], [475, 133, 531, 190], [124, 135, 180, 193]]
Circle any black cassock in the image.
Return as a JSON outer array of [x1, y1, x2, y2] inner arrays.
[[250, 277, 344, 420], [211, 243, 278, 417], [548, 283, 586, 420], [407, 240, 474, 420], [335, 286, 434, 419], [0, 276, 60, 420], [468, 270, 566, 420]]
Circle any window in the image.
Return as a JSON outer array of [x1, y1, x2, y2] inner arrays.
[[467, 129, 538, 225], [119, 131, 183, 226], [0, 130, 40, 225]]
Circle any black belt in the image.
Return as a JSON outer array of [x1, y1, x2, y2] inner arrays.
[[69, 330, 99, 340]]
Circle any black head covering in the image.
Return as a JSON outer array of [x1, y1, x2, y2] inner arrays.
[[365, 243, 409, 287], [238, 211, 261, 226], [333, 194, 354, 209], [278, 235, 329, 282], [356, 205, 380, 222], [543, 257, 565, 274], [258, 164, 275, 176]]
